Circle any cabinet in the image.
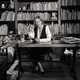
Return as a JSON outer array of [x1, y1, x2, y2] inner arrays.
[[60, 0, 80, 36], [16, 0, 61, 36], [0, 0, 15, 35]]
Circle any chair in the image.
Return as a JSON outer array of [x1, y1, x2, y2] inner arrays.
[[0, 45, 16, 80]]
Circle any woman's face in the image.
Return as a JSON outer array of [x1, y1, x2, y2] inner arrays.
[[35, 18, 42, 28]]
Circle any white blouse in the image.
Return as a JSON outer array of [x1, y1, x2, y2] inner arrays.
[[37, 25, 51, 42], [28, 25, 52, 42]]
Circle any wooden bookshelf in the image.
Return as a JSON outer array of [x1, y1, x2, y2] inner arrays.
[[60, 0, 80, 35], [0, 0, 61, 36], [16, 0, 60, 35], [0, 0, 15, 35], [1, 0, 80, 37]]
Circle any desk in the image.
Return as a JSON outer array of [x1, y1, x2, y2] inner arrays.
[[16, 40, 78, 80]]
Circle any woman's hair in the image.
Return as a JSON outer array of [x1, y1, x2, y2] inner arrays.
[[33, 16, 44, 26]]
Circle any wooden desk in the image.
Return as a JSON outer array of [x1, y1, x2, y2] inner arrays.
[[16, 40, 78, 80], [18, 40, 78, 47]]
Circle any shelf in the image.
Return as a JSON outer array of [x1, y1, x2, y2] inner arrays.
[[0, 34, 7, 36], [0, 8, 15, 11], [0, 0, 60, 36], [0, 21, 15, 24], [18, 20, 58, 23], [17, 0, 58, 2], [18, 10, 58, 12], [0, 33, 14, 36], [54, 34, 80, 36], [61, 20, 80, 23], [61, 6, 80, 10], [0, 0, 9, 2]]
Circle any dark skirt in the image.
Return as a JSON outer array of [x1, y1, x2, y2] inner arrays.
[[29, 47, 52, 62]]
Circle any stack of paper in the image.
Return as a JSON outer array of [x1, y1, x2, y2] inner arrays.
[[61, 37, 80, 43]]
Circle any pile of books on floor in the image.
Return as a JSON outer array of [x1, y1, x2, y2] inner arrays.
[[60, 37, 80, 43]]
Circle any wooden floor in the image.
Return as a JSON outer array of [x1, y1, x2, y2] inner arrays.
[[15, 54, 80, 80], [20, 62, 74, 80]]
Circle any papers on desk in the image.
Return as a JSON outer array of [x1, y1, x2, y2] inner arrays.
[[18, 40, 32, 44], [20, 40, 52, 44], [39, 41, 51, 44], [61, 37, 80, 43]]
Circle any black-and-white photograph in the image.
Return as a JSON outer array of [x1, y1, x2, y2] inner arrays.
[[0, 0, 80, 80]]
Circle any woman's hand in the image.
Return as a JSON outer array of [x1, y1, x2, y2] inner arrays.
[[34, 38, 40, 43], [28, 32, 34, 39]]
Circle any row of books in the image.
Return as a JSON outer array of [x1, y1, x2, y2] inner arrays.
[[0, 24, 8, 35], [1, 23, 80, 36], [18, 22, 59, 35], [18, 23, 35, 34], [49, 22, 59, 35], [60, 23, 80, 34], [0, 0, 14, 9], [17, 23, 80, 35], [61, 9, 80, 20], [0, 11, 15, 21], [18, 22, 80, 35], [18, 2, 58, 11], [61, 0, 80, 6], [17, 12, 57, 20], [30, 2, 58, 10]]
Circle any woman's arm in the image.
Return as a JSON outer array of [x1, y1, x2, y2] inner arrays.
[[40, 25, 52, 42]]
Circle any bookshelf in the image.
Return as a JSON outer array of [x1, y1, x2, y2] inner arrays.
[[2, 0, 80, 38], [60, 0, 80, 36], [0, 0, 15, 35], [16, 0, 61, 36], [0, 0, 80, 38]]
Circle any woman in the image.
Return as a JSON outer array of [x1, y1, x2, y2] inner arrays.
[[28, 16, 52, 74]]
